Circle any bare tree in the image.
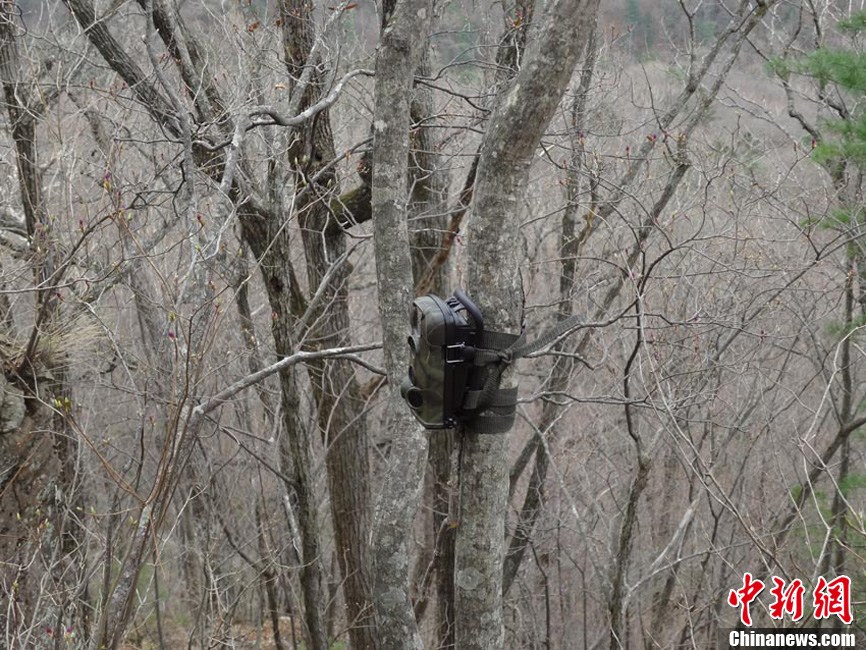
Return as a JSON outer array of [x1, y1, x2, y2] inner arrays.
[[3, 0, 865, 648], [452, 0, 600, 646]]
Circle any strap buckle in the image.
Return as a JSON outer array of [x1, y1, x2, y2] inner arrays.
[[445, 343, 467, 364]]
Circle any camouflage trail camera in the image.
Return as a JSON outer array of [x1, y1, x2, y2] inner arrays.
[[401, 290, 522, 433]]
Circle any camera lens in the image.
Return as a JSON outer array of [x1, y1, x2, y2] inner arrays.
[[406, 388, 424, 408]]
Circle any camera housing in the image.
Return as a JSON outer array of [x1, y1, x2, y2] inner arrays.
[[401, 291, 482, 429]]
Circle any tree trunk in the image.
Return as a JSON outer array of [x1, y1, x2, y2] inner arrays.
[[502, 22, 598, 597], [0, 2, 84, 637], [368, 0, 436, 646], [456, 1, 599, 647], [241, 210, 330, 650], [298, 166, 375, 650]]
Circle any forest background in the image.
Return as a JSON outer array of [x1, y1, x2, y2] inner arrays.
[[2, 0, 866, 648]]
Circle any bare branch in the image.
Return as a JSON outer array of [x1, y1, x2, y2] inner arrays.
[[191, 342, 382, 420], [247, 68, 372, 128]]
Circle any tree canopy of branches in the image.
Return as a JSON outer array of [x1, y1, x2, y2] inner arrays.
[[1, 0, 865, 648]]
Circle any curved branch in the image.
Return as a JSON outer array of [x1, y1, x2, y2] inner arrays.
[[248, 68, 372, 128], [191, 341, 383, 420]]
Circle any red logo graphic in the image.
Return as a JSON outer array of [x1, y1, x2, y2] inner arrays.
[[813, 575, 852, 625], [768, 577, 805, 622], [728, 572, 765, 626], [728, 574, 852, 626]]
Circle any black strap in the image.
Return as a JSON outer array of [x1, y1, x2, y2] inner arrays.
[[511, 314, 583, 359], [462, 314, 584, 434], [465, 386, 519, 433], [474, 313, 583, 365], [477, 329, 524, 353]]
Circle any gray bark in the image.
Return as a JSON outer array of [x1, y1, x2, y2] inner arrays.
[[502, 21, 598, 598], [278, 2, 377, 644], [0, 1, 85, 636], [369, 0, 435, 646], [241, 216, 329, 650], [61, 0, 332, 644], [456, 0, 599, 647]]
